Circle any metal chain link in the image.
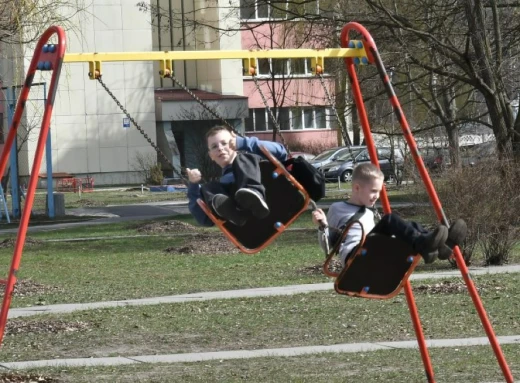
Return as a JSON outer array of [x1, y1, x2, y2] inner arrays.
[[317, 74, 354, 151], [252, 75, 291, 156], [96, 76, 189, 185], [168, 76, 242, 137]]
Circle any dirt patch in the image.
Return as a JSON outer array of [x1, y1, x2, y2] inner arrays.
[[0, 237, 43, 249], [5, 319, 90, 336], [299, 259, 343, 276], [165, 233, 239, 255], [414, 280, 488, 294], [0, 279, 62, 298], [135, 220, 198, 234], [0, 373, 59, 382]]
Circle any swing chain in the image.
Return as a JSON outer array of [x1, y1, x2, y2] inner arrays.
[[96, 76, 189, 184], [317, 74, 354, 151], [252, 75, 291, 156], [168, 75, 241, 136]]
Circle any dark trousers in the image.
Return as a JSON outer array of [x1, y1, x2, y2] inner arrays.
[[201, 152, 266, 207], [370, 213, 429, 247]]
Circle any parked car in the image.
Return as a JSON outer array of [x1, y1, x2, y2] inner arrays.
[[290, 152, 315, 161], [309, 146, 365, 170], [320, 146, 404, 182]]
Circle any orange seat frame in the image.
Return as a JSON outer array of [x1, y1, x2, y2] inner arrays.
[[197, 146, 310, 254]]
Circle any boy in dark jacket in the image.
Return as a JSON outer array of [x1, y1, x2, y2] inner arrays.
[[187, 126, 288, 227]]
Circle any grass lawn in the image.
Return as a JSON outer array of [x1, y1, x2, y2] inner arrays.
[[6, 188, 188, 212], [2, 211, 514, 308], [20, 344, 520, 382], [0, 201, 518, 381], [1, 273, 519, 363], [0, 271, 518, 382]]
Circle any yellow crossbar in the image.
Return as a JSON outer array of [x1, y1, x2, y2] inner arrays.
[[63, 48, 365, 63]]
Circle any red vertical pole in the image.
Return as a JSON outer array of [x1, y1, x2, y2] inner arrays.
[[340, 21, 514, 383], [340, 26, 436, 382], [0, 26, 66, 346]]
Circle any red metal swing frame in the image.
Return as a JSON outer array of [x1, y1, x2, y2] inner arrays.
[[0, 26, 66, 345], [340, 22, 514, 383], [0, 23, 513, 383]]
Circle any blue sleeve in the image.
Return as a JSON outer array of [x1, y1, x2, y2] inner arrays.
[[187, 183, 214, 227], [236, 136, 288, 162]]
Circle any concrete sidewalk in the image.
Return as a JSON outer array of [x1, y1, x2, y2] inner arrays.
[[2, 335, 519, 370], [9, 264, 520, 319]]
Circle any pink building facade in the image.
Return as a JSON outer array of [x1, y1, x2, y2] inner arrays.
[[240, 21, 340, 150]]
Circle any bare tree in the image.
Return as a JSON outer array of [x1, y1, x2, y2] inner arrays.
[[139, 0, 520, 160], [0, 0, 87, 44]]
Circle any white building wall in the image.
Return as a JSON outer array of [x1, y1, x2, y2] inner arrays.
[[3, 0, 243, 185], [18, 0, 157, 185]]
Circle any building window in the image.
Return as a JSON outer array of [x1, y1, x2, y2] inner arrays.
[[246, 58, 331, 78], [244, 107, 332, 132], [240, 0, 318, 20], [240, 0, 287, 20]]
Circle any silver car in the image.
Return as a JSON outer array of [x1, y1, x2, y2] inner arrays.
[[309, 146, 365, 170]]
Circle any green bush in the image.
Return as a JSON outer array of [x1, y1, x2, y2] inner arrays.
[[147, 163, 164, 185]]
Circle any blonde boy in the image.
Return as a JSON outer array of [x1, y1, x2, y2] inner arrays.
[[312, 163, 465, 265]]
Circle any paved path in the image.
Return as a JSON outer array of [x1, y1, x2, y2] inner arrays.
[[2, 335, 519, 370], [10, 264, 520, 318]]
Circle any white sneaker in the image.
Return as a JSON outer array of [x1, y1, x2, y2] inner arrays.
[[235, 188, 270, 219]]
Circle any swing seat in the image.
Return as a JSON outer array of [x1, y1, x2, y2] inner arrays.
[[334, 233, 421, 299], [197, 147, 310, 254]]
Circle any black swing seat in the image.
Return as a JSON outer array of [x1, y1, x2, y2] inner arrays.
[[197, 147, 310, 254], [334, 233, 421, 299]]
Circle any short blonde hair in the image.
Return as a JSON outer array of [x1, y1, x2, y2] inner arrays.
[[352, 162, 384, 184]]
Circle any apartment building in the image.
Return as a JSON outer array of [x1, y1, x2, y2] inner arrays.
[[1, 0, 343, 186]]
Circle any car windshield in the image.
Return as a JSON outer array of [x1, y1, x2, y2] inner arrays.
[[335, 148, 363, 161], [313, 148, 338, 161]]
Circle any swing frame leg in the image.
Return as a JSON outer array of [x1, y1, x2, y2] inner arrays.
[[404, 281, 435, 383]]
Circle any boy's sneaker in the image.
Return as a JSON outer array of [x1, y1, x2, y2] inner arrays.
[[438, 219, 468, 260], [211, 194, 247, 227], [414, 225, 448, 264], [235, 188, 270, 219]]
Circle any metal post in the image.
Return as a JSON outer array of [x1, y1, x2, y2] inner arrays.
[[7, 87, 20, 218], [43, 82, 55, 218]]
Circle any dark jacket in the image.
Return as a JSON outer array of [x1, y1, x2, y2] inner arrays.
[[187, 136, 288, 226]]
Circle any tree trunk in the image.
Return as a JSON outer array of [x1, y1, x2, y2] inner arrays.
[[443, 85, 460, 168], [464, 0, 514, 158]]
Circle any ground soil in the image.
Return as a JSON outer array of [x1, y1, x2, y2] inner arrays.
[[0, 238, 43, 249], [134, 220, 198, 234], [0, 373, 59, 382], [165, 233, 239, 255], [0, 280, 62, 298]]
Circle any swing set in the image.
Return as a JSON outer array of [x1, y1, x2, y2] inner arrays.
[[0, 23, 514, 383]]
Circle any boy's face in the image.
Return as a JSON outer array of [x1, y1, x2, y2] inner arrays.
[[208, 129, 236, 168], [353, 177, 384, 207]]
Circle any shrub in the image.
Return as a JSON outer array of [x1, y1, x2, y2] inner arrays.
[[426, 157, 519, 266], [147, 163, 164, 185], [133, 152, 164, 185]]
